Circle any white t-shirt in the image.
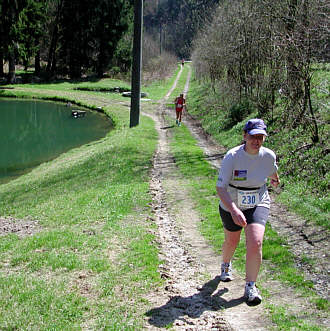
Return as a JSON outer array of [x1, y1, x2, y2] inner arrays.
[[216, 144, 278, 211]]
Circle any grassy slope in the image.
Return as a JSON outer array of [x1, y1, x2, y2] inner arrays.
[[185, 73, 329, 229], [0, 78, 165, 330]]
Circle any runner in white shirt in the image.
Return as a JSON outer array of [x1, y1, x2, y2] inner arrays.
[[216, 118, 280, 304]]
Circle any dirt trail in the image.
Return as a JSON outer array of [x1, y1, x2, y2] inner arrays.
[[143, 65, 329, 330], [144, 66, 270, 330]]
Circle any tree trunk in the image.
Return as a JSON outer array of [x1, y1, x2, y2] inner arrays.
[[46, 26, 58, 74], [0, 49, 4, 77], [306, 78, 319, 143], [46, 0, 64, 74], [96, 49, 106, 78], [69, 47, 82, 79], [35, 48, 41, 75], [285, 0, 304, 121], [7, 50, 16, 84]]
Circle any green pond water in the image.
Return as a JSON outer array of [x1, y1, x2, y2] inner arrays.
[[0, 99, 113, 183]]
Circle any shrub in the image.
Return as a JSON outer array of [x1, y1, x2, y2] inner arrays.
[[227, 100, 254, 128]]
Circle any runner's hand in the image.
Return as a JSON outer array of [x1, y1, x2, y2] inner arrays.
[[270, 179, 280, 188], [230, 206, 247, 227]]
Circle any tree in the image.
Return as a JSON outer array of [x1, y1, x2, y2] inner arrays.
[[144, 0, 221, 59], [0, 0, 47, 81], [45, 0, 64, 75], [92, 0, 133, 77], [16, 0, 47, 71], [267, 0, 326, 142], [51, 0, 132, 78], [0, 0, 25, 83], [0, 1, 5, 77], [192, 0, 327, 142]]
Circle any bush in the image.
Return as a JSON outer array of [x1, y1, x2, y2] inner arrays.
[[109, 67, 121, 77], [227, 100, 254, 128]]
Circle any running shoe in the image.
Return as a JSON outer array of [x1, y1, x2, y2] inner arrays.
[[244, 283, 262, 304], [220, 262, 233, 281]]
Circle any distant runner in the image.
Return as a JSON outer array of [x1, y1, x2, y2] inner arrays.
[[216, 118, 280, 305], [181, 58, 185, 67], [174, 93, 185, 126]]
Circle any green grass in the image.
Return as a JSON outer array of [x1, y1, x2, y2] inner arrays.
[[6, 77, 130, 91], [277, 181, 329, 229], [143, 64, 182, 100], [167, 63, 190, 100], [0, 274, 87, 330], [0, 79, 163, 329], [267, 305, 324, 331]]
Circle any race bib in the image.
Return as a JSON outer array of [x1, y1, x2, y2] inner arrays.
[[177, 103, 183, 108], [237, 189, 260, 209]]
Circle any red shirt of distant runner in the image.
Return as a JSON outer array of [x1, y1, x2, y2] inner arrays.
[[175, 95, 185, 112]]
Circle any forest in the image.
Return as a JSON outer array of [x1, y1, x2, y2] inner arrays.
[[0, 0, 221, 82], [0, 0, 134, 82]]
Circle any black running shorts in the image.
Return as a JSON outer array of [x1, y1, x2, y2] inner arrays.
[[219, 205, 269, 232]]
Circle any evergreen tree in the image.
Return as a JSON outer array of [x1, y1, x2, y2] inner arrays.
[[0, 1, 4, 77], [58, 0, 133, 78], [16, 0, 47, 71], [0, 0, 27, 82], [89, 0, 133, 77], [0, 0, 47, 81], [45, 0, 64, 75]]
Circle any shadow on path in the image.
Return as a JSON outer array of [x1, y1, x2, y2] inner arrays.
[[160, 125, 175, 130], [146, 276, 246, 328]]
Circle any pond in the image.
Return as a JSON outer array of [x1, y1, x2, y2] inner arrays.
[[0, 99, 113, 183]]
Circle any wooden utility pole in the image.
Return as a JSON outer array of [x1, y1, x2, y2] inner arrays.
[[159, 22, 162, 55], [130, 0, 143, 128], [157, 0, 161, 55]]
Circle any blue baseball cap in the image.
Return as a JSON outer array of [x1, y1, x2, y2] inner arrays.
[[244, 119, 267, 136]]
